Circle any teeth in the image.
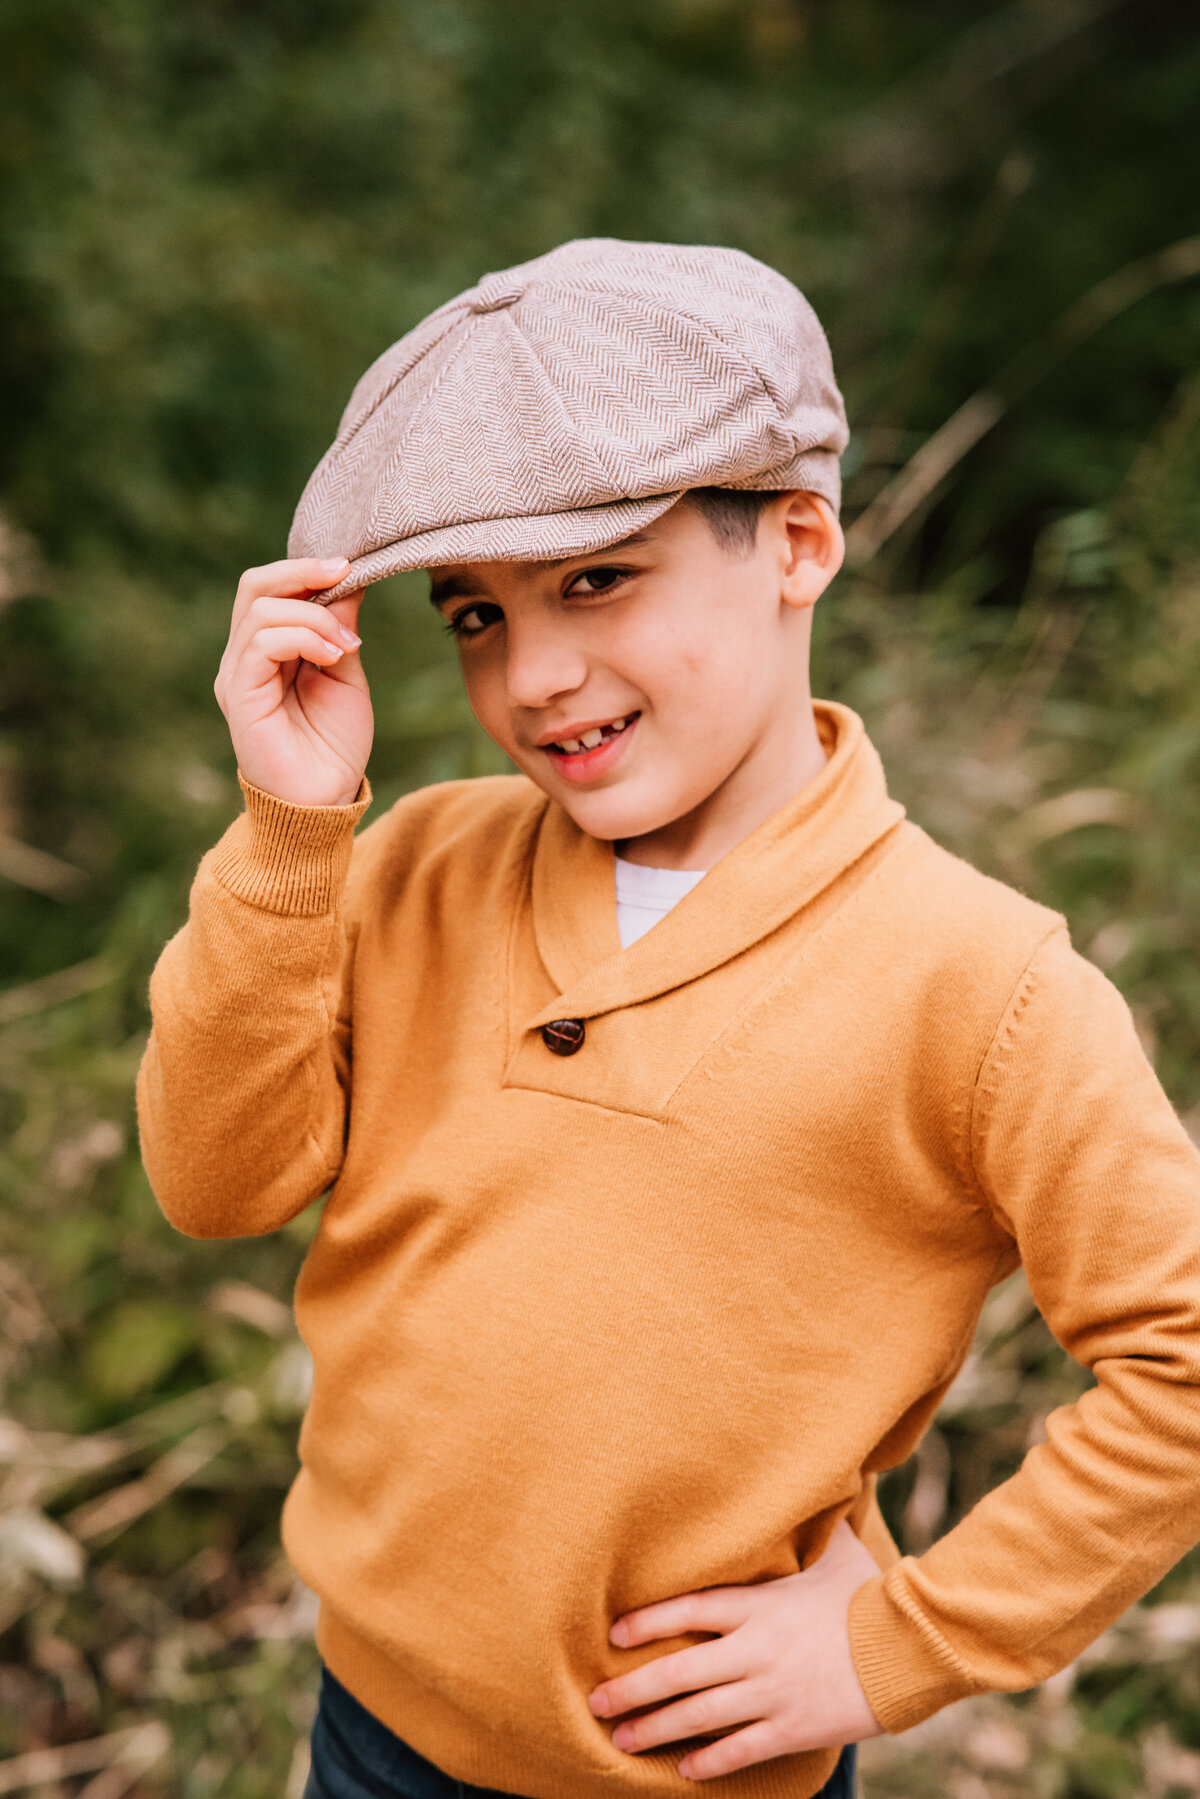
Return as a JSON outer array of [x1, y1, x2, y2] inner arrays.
[[552, 717, 634, 754]]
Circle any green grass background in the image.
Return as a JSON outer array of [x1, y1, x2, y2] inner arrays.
[[1, 3, 1199, 1794]]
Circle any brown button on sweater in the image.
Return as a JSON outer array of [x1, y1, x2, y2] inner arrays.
[[137, 703, 1200, 1799]]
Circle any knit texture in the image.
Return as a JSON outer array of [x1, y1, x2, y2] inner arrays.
[[138, 703, 1200, 1799]]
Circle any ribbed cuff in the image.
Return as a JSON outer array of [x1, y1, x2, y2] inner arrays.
[[848, 1568, 981, 1734], [208, 774, 372, 916]]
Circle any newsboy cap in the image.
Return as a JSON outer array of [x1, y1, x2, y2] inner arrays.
[[290, 238, 848, 602]]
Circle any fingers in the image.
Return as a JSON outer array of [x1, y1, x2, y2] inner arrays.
[[611, 1586, 752, 1648], [590, 1637, 734, 1723], [216, 595, 363, 715], [243, 626, 350, 680], [678, 1720, 786, 1782], [609, 1681, 751, 1757], [233, 594, 361, 662], [324, 591, 365, 640], [231, 556, 351, 629], [307, 592, 368, 693]]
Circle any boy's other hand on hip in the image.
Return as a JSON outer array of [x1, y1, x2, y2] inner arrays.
[[214, 557, 372, 807], [588, 1520, 883, 1781]]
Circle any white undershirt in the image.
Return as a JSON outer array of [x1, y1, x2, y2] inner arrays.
[[614, 855, 707, 949]]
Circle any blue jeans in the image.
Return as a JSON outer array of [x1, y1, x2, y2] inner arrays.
[[304, 1666, 857, 1799]]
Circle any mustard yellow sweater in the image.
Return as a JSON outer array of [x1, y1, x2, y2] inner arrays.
[[138, 703, 1200, 1799]]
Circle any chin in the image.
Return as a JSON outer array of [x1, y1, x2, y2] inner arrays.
[[552, 781, 691, 845]]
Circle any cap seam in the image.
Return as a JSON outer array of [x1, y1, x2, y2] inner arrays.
[[360, 316, 486, 553], [516, 281, 816, 489], [667, 299, 845, 460], [558, 299, 795, 502], [292, 314, 469, 543], [332, 312, 468, 457], [564, 286, 785, 461], [500, 308, 625, 505]]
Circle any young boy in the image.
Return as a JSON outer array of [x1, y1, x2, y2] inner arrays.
[[137, 239, 1200, 1799]]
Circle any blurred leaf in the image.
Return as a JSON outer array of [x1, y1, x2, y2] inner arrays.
[[84, 1301, 196, 1403]]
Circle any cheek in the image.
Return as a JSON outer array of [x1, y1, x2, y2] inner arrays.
[[459, 659, 512, 744], [617, 609, 713, 693], [632, 613, 763, 730]]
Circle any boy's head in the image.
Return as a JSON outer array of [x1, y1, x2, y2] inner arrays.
[[427, 487, 841, 850], [291, 239, 848, 857]]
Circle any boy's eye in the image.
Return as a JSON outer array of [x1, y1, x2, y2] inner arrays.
[[566, 565, 629, 596], [446, 602, 503, 638]]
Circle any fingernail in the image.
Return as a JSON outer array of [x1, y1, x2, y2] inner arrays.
[[338, 626, 361, 648], [610, 1623, 627, 1645], [612, 1728, 631, 1750], [589, 1692, 609, 1717], [320, 556, 349, 573]]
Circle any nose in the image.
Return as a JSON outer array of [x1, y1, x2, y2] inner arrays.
[[504, 613, 589, 710]]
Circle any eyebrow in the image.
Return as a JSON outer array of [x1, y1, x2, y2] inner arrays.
[[427, 532, 656, 607], [428, 571, 490, 606]]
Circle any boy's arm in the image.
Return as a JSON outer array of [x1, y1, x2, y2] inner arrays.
[[848, 926, 1200, 1731], [136, 775, 371, 1238], [139, 553, 376, 1238]]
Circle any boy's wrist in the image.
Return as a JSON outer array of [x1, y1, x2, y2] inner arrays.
[[847, 1572, 980, 1735], [206, 773, 372, 917], [239, 771, 368, 811]]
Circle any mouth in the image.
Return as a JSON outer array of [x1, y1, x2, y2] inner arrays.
[[538, 712, 640, 783]]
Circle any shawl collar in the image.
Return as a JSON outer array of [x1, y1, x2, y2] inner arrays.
[[528, 701, 904, 1025]]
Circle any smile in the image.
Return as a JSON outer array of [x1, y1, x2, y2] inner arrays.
[[551, 716, 633, 753], [539, 713, 640, 783]]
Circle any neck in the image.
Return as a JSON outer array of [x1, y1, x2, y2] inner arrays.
[[617, 689, 829, 870]]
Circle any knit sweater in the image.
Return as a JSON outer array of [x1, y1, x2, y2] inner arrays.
[[137, 702, 1200, 1799]]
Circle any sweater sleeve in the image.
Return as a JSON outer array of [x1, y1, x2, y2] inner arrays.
[[136, 775, 373, 1239], [848, 925, 1200, 1731]]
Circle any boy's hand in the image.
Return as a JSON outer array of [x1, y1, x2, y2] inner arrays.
[[215, 557, 372, 807], [588, 1521, 882, 1781]]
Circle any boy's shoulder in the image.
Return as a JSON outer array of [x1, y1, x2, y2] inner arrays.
[[345, 773, 548, 907], [885, 818, 1077, 1022], [820, 821, 1131, 1116], [895, 820, 1063, 943]]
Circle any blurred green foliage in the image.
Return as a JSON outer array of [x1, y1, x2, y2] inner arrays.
[[0, 2, 1199, 1795]]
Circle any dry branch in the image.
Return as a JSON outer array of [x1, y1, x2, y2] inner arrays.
[[846, 234, 1200, 565], [0, 837, 84, 901], [0, 958, 118, 1028], [66, 1424, 231, 1544], [0, 1724, 168, 1796]]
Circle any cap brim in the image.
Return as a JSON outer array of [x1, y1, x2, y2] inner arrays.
[[310, 493, 684, 604]]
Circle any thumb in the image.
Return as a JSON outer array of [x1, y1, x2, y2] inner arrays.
[[312, 589, 369, 696], [325, 591, 365, 639]]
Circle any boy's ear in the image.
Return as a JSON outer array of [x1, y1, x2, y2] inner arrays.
[[774, 491, 845, 612]]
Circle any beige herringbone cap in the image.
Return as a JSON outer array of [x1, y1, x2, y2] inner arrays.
[[290, 238, 848, 602]]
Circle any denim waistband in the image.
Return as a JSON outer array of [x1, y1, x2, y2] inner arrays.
[[304, 1664, 857, 1799]]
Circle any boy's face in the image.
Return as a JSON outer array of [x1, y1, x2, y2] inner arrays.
[[429, 491, 842, 862]]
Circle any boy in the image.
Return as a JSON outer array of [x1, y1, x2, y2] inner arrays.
[[138, 239, 1200, 1799]]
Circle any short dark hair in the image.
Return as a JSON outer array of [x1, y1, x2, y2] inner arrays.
[[687, 488, 781, 555]]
